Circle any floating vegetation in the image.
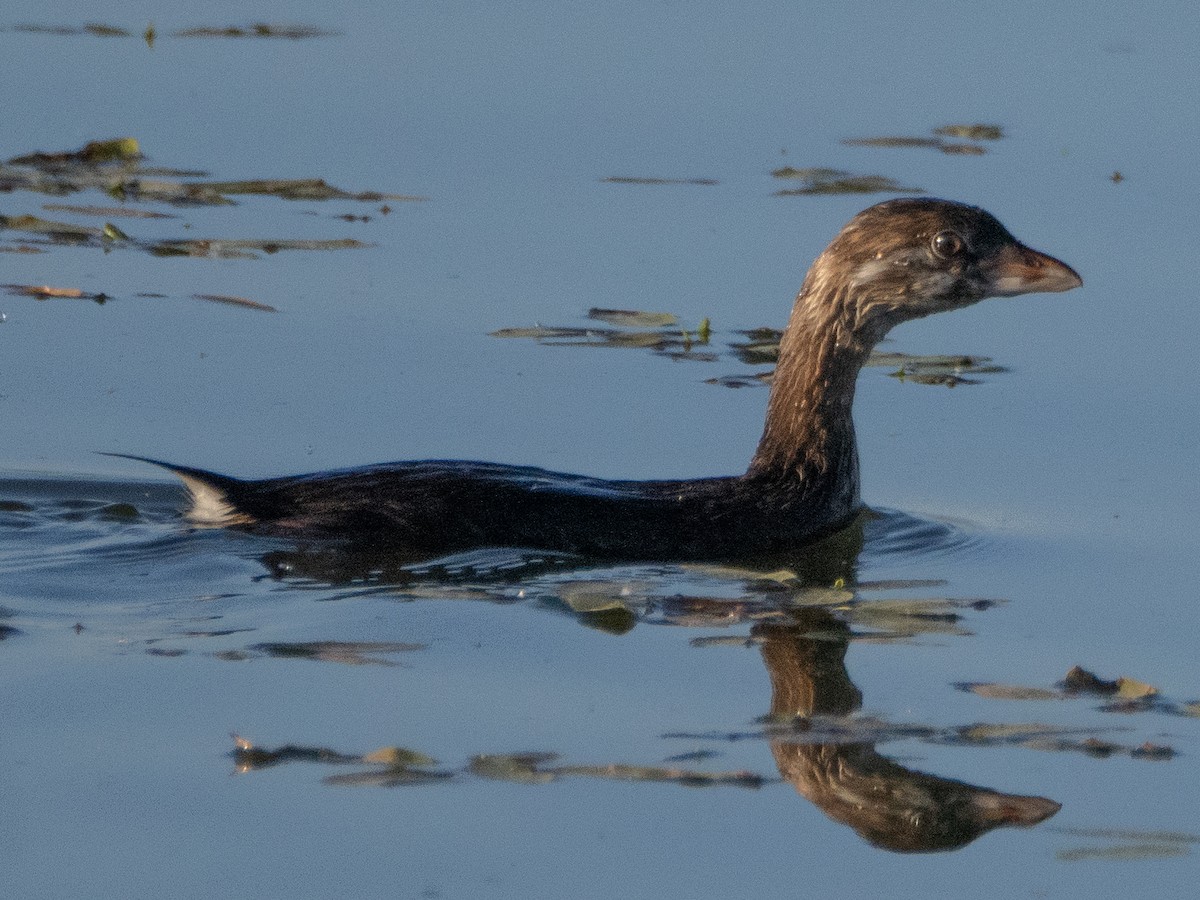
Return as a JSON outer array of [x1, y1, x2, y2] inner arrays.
[[934, 124, 1004, 141], [703, 373, 771, 389], [1054, 827, 1199, 862], [3, 283, 109, 303], [174, 23, 337, 40], [196, 178, 421, 202], [4, 23, 132, 37], [772, 167, 922, 196], [1061, 664, 1157, 698], [842, 136, 944, 150], [491, 307, 714, 362], [229, 735, 765, 788], [601, 176, 719, 186], [9, 137, 141, 168], [0, 138, 418, 209], [231, 734, 363, 771], [845, 597, 993, 640], [878, 352, 1006, 386], [588, 308, 678, 329], [495, 313, 1004, 388], [192, 293, 278, 313], [954, 665, 1200, 720], [148, 237, 370, 259], [473, 752, 766, 788], [243, 640, 426, 666], [0, 212, 372, 259], [3, 284, 289, 313], [3, 21, 336, 42], [842, 124, 1003, 156], [960, 683, 1062, 701], [0, 214, 100, 239], [43, 203, 176, 219]]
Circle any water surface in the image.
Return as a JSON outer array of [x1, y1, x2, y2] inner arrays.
[[3, 2, 1200, 897]]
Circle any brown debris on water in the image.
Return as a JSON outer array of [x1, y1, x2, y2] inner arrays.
[[587, 308, 678, 329], [3, 283, 109, 304], [42, 203, 176, 220], [934, 124, 1004, 141], [229, 734, 766, 789], [5, 23, 132, 37], [174, 23, 337, 40], [9, 137, 141, 168], [1061, 665, 1158, 700], [772, 167, 922, 196], [840, 124, 1002, 157], [602, 176, 719, 186], [1, 138, 419, 209], [192, 293, 278, 313], [1054, 826, 1198, 862], [245, 640, 426, 666]]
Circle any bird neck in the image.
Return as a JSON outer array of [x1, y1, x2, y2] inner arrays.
[[747, 272, 874, 498]]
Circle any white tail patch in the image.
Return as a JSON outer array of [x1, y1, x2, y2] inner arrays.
[[176, 472, 255, 527]]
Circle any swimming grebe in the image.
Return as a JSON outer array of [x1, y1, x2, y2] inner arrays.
[[118, 199, 1081, 559]]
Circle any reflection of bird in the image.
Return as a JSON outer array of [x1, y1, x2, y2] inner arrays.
[[116, 199, 1080, 559], [756, 613, 1061, 853]]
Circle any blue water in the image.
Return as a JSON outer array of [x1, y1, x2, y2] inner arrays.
[[3, 2, 1200, 897]]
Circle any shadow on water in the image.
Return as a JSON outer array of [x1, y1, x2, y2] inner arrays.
[[0, 474, 1073, 852]]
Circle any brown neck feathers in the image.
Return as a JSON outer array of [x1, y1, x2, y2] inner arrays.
[[747, 259, 873, 495]]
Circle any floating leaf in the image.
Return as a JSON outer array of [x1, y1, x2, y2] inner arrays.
[[1061, 665, 1119, 695], [230, 734, 361, 771], [2, 283, 109, 303], [193, 293, 278, 313], [174, 23, 336, 39], [843, 136, 944, 149], [958, 682, 1062, 701], [247, 640, 425, 666], [44, 203, 176, 219], [940, 143, 987, 156], [935, 124, 1004, 141], [361, 747, 437, 767], [704, 373, 771, 389], [1053, 827, 1200, 845], [470, 752, 560, 784], [872, 351, 1004, 387], [847, 598, 982, 638], [842, 133, 988, 155], [587, 308, 678, 328], [558, 588, 637, 615], [490, 325, 592, 340], [0, 214, 101, 238], [9, 137, 140, 167], [197, 177, 422, 202], [148, 237, 370, 258], [772, 167, 922, 196], [5, 23, 131, 37], [1130, 742, 1174, 760], [954, 723, 1083, 744], [1058, 844, 1187, 862], [601, 176, 718, 186], [556, 762, 765, 788]]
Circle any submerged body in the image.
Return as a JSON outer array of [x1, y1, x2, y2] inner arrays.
[[120, 199, 1081, 559]]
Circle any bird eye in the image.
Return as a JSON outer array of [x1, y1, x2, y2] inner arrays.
[[931, 231, 965, 259]]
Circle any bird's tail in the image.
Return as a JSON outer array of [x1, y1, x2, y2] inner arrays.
[[101, 453, 256, 526]]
